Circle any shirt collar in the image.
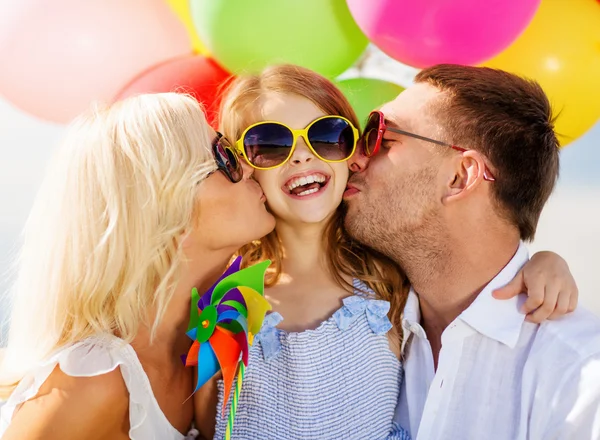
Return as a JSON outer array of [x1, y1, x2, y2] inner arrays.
[[402, 242, 529, 350], [459, 242, 529, 348], [401, 289, 425, 354], [403, 288, 421, 327]]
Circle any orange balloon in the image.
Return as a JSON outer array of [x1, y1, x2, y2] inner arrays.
[[483, 0, 600, 146], [166, 0, 209, 55]]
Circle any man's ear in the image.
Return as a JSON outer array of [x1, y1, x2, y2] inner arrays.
[[442, 150, 489, 205]]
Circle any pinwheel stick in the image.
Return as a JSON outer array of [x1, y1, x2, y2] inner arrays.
[[181, 256, 272, 440]]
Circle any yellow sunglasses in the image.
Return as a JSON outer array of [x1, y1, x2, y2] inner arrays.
[[235, 115, 359, 170]]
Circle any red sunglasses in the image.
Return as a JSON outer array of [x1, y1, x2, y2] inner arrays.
[[362, 111, 496, 181]]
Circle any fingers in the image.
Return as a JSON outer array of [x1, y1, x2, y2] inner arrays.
[[525, 284, 559, 323], [547, 291, 572, 320], [568, 286, 579, 313], [493, 253, 579, 323], [523, 273, 578, 323], [520, 276, 550, 316], [492, 270, 525, 300]]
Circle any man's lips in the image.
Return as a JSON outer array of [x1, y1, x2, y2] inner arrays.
[[343, 182, 360, 198]]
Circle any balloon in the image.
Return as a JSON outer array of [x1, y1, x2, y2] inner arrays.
[[483, 0, 600, 146], [336, 78, 404, 128], [166, 0, 209, 55], [0, 0, 190, 123], [115, 55, 233, 128], [346, 0, 541, 68], [190, 0, 368, 78]]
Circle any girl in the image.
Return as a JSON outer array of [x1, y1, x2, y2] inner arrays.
[[195, 65, 578, 440], [0, 93, 274, 439]]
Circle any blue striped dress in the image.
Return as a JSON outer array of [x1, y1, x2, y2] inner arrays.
[[213, 280, 410, 440]]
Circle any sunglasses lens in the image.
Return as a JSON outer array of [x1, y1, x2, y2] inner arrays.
[[224, 146, 242, 182], [307, 117, 355, 161], [214, 136, 242, 183], [362, 113, 381, 157], [243, 123, 294, 168]]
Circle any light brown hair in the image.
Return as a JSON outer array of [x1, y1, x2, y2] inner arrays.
[[219, 64, 409, 333]]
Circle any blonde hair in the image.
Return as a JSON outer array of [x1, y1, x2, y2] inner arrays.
[[219, 65, 409, 336], [0, 93, 217, 399]]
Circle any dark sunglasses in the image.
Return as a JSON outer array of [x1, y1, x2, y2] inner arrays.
[[235, 115, 359, 170], [362, 110, 495, 181], [210, 132, 243, 183]]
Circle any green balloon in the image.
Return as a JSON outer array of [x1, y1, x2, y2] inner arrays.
[[190, 0, 368, 78], [336, 78, 405, 129]]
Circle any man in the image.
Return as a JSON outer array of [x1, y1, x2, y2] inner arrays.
[[343, 64, 600, 439]]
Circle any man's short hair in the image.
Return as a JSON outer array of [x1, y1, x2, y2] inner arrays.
[[415, 64, 560, 240]]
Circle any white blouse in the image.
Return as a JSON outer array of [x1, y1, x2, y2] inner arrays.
[[0, 335, 199, 439]]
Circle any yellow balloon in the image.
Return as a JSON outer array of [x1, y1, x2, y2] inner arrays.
[[483, 0, 600, 146], [166, 0, 209, 55]]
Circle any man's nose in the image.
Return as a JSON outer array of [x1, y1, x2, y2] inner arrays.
[[348, 145, 370, 173]]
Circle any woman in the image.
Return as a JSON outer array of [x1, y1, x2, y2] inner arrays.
[[0, 93, 275, 439], [194, 65, 577, 439]]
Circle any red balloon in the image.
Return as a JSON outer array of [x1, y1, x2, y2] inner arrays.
[[115, 55, 233, 127]]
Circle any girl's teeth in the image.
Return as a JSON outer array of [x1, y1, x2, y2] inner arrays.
[[287, 174, 327, 190], [297, 188, 319, 196]]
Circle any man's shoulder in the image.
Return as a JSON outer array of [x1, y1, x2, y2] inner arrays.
[[521, 308, 600, 439], [528, 306, 600, 365]]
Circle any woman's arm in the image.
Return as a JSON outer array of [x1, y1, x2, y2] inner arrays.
[[493, 250, 578, 322], [2, 366, 129, 440]]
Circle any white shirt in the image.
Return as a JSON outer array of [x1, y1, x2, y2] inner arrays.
[[395, 242, 600, 440]]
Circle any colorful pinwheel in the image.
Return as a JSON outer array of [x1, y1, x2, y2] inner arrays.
[[182, 256, 272, 439]]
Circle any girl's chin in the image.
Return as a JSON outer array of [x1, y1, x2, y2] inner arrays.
[[267, 196, 343, 226], [287, 208, 339, 226]]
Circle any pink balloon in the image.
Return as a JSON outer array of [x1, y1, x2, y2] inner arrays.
[[0, 0, 190, 123], [346, 0, 541, 68]]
